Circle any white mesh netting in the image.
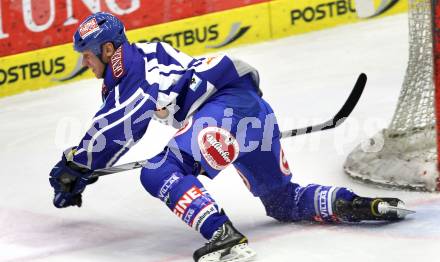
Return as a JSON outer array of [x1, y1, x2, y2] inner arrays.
[[344, 0, 440, 191]]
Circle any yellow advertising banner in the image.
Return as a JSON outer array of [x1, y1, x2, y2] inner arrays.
[[0, 3, 271, 98], [0, 44, 92, 98], [127, 2, 271, 56], [270, 0, 408, 39], [0, 0, 408, 98]]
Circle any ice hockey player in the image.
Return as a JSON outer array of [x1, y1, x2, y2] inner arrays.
[[49, 12, 410, 262]]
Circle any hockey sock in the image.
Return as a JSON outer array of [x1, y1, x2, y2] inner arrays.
[[260, 183, 357, 222], [304, 186, 357, 222], [143, 171, 228, 239]]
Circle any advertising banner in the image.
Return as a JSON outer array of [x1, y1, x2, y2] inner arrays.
[[0, 2, 271, 98], [269, 0, 408, 39], [0, 0, 267, 57], [0, 0, 408, 98]]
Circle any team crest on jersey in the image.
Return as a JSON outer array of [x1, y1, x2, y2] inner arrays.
[[280, 148, 291, 175], [79, 18, 100, 39], [198, 127, 239, 170], [111, 46, 124, 78]]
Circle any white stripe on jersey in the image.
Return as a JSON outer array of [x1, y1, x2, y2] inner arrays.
[[143, 58, 160, 86], [106, 138, 135, 168], [186, 81, 216, 118], [157, 72, 182, 92], [114, 84, 120, 106], [157, 91, 178, 108], [146, 58, 185, 74], [92, 88, 147, 122], [135, 42, 157, 55], [160, 42, 193, 67], [143, 58, 185, 92], [86, 90, 150, 167]]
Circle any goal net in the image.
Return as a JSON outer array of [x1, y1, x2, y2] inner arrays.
[[344, 0, 440, 191]]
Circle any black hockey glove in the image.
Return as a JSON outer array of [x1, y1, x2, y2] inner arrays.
[[49, 150, 97, 208]]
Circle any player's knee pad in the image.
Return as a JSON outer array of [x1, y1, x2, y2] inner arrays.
[[140, 148, 190, 197], [139, 152, 171, 197], [140, 167, 179, 198], [141, 166, 204, 210]]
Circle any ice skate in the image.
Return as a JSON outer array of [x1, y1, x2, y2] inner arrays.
[[335, 197, 415, 222], [193, 221, 256, 262]]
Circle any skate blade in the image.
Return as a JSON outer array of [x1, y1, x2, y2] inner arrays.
[[385, 206, 416, 218], [198, 243, 257, 262]]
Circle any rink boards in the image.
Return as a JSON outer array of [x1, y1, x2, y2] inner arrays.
[[0, 0, 407, 98]]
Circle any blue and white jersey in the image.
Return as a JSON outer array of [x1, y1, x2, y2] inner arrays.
[[71, 41, 260, 170]]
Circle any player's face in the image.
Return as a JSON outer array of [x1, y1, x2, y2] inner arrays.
[[81, 51, 105, 78]]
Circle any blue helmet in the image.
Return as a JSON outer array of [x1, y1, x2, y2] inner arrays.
[[73, 12, 127, 56]]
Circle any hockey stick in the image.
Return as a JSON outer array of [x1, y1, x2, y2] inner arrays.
[[91, 73, 367, 177], [281, 73, 367, 138]]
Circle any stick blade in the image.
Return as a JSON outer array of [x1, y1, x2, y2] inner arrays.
[[281, 73, 367, 138]]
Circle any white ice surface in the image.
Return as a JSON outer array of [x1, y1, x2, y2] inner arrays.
[[1, 14, 439, 262]]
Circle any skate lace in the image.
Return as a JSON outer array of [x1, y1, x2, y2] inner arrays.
[[206, 227, 223, 244]]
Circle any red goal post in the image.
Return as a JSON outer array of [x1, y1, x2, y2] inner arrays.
[[433, 0, 440, 179]]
